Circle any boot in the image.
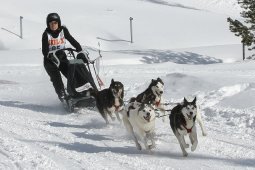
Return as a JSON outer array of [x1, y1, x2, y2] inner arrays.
[[58, 90, 67, 102]]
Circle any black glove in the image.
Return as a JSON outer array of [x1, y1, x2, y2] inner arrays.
[[77, 53, 89, 64], [47, 53, 60, 66], [55, 50, 67, 60]]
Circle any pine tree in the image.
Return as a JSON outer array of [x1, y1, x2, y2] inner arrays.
[[227, 0, 255, 59]]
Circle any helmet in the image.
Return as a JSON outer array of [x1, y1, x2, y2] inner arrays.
[[46, 13, 61, 28]]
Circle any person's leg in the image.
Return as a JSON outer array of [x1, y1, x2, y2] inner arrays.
[[44, 59, 65, 100]]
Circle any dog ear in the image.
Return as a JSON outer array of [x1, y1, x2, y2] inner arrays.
[[121, 89, 124, 99], [111, 79, 114, 84], [157, 77, 162, 82], [138, 103, 144, 112], [192, 97, 196, 104], [157, 77, 164, 85], [184, 97, 188, 105]]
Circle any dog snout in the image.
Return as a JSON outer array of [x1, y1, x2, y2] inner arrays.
[[160, 91, 163, 94], [146, 112, 150, 117], [190, 112, 193, 115]]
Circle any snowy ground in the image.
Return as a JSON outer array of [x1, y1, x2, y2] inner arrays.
[[0, 0, 255, 169]]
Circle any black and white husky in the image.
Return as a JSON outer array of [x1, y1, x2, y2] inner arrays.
[[92, 79, 124, 124], [122, 102, 156, 150], [170, 97, 198, 157], [130, 77, 166, 121]]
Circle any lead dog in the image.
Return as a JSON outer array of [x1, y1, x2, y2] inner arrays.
[[92, 79, 124, 124], [169, 97, 198, 157], [180, 98, 207, 136], [130, 77, 166, 121], [122, 102, 156, 150]]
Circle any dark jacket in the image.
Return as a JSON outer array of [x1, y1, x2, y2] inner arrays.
[[42, 26, 82, 59]]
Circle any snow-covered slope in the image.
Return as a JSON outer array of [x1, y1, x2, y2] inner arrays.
[[0, 0, 254, 169], [0, 0, 241, 50]]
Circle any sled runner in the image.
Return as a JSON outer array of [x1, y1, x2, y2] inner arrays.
[[48, 48, 102, 112]]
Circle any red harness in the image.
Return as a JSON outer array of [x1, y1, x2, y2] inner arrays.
[[182, 124, 193, 133], [155, 99, 161, 107], [114, 105, 120, 111]]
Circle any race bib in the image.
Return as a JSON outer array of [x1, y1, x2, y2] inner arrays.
[[47, 29, 66, 51]]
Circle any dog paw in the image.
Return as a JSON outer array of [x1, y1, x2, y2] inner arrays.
[[105, 120, 110, 125], [183, 152, 188, 157], [136, 143, 142, 150], [148, 144, 156, 150], [191, 143, 197, 151], [202, 131, 207, 136], [135, 142, 142, 150]]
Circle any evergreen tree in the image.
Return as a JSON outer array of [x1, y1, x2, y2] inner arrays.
[[227, 0, 255, 58]]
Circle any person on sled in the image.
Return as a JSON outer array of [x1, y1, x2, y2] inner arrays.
[[42, 13, 90, 102]]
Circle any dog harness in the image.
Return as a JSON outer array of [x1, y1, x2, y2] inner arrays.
[[182, 124, 193, 133], [114, 105, 120, 111], [155, 99, 161, 107]]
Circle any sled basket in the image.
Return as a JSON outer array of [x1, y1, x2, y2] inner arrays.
[[51, 48, 99, 112]]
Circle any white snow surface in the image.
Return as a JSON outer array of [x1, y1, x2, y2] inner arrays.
[[0, 0, 255, 169]]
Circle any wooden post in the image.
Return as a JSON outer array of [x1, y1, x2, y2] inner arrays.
[[129, 17, 133, 43], [20, 16, 23, 39], [1, 16, 23, 39]]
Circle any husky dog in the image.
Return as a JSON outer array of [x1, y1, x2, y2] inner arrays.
[[93, 79, 124, 124], [122, 102, 156, 150], [180, 97, 207, 136], [170, 97, 198, 157], [130, 77, 166, 121]]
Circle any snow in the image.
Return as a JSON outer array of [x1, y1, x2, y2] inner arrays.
[[0, 0, 255, 169]]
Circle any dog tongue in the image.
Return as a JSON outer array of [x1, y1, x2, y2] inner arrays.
[[144, 116, 151, 122]]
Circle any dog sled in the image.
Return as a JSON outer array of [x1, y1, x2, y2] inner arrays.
[[48, 48, 103, 112]]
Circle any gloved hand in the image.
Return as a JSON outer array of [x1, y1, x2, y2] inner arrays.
[[55, 50, 67, 60], [47, 53, 60, 67], [77, 52, 89, 64]]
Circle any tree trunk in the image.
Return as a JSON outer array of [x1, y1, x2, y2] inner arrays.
[[243, 43, 245, 60]]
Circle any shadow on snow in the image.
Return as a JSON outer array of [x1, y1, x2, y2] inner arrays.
[[0, 100, 65, 115], [97, 37, 130, 43], [21, 138, 255, 168], [140, 0, 200, 10], [118, 49, 223, 65], [48, 118, 106, 130]]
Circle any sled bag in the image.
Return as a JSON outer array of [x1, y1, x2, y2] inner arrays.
[[67, 59, 97, 96]]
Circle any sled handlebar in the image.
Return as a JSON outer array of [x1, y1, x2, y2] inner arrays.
[[58, 48, 77, 52], [59, 48, 77, 59]]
